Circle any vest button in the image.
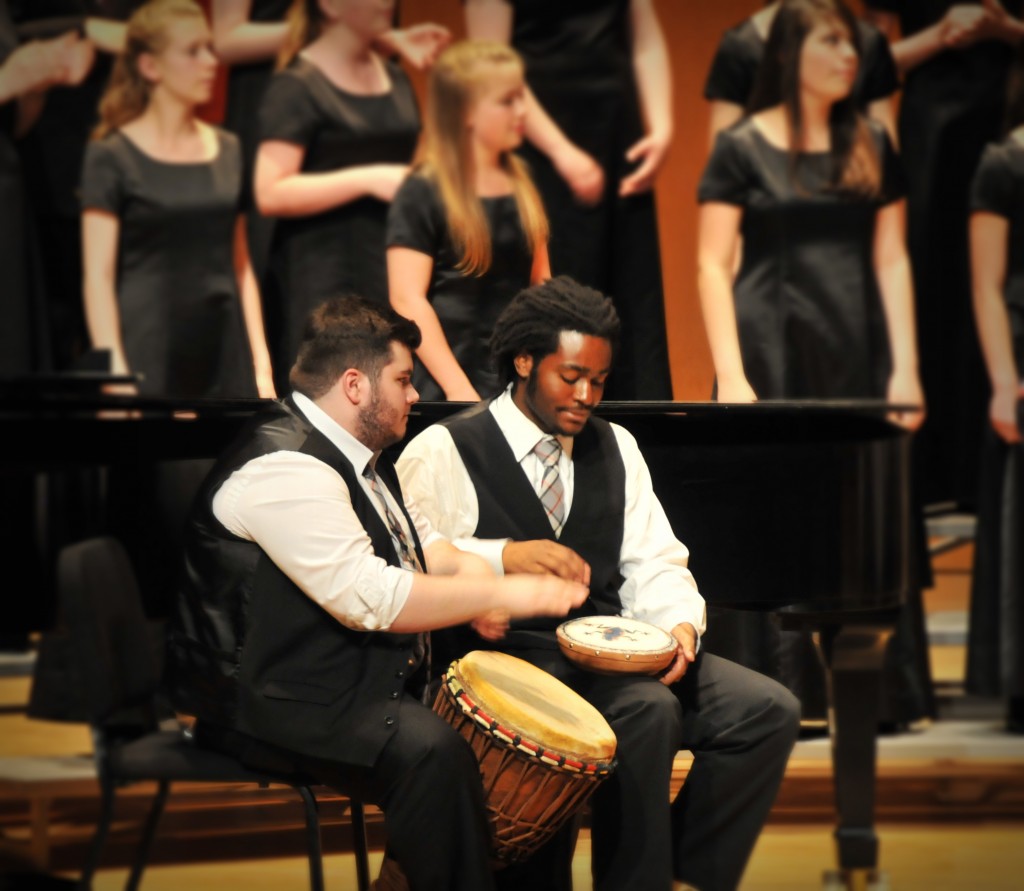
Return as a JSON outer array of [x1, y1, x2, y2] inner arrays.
[[389, 691, 399, 699], [385, 716, 395, 726], [395, 670, 405, 679]]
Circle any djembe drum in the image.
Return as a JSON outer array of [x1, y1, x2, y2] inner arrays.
[[432, 650, 617, 865]]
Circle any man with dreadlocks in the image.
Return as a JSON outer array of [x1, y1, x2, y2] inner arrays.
[[397, 276, 800, 891]]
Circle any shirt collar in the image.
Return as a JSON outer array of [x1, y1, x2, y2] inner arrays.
[[489, 385, 575, 463], [292, 391, 376, 476]]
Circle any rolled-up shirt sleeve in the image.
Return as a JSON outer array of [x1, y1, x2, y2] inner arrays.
[[612, 425, 708, 639], [213, 450, 415, 631]]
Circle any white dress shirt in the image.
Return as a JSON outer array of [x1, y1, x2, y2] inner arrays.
[[212, 392, 443, 632], [396, 387, 707, 638]]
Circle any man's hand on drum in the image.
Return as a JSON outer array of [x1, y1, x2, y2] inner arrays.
[[502, 540, 592, 586], [658, 622, 699, 686]]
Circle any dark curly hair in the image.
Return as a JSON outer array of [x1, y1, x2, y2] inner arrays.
[[489, 276, 620, 388], [289, 295, 421, 399]]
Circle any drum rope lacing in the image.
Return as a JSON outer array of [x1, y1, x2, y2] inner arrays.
[[442, 664, 615, 777]]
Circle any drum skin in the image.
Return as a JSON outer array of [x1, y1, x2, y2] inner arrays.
[[432, 651, 617, 865], [556, 616, 678, 675]]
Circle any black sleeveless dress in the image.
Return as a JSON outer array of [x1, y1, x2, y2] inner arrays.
[[505, 0, 672, 399], [966, 138, 1024, 716]]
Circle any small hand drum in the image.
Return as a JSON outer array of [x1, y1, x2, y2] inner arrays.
[[432, 650, 617, 866], [556, 615, 678, 675]]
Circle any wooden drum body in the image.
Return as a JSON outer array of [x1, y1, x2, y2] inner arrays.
[[432, 651, 617, 865], [556, 616, 678, 675]]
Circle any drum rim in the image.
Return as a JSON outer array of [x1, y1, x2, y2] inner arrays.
[[441, 661, 616, 776], [556, 616, 676, 658]]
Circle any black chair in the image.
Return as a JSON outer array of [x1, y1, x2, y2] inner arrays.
[[28, 536, 371, 891]]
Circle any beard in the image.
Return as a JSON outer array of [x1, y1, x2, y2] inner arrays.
[[357, 387, 403, 452]]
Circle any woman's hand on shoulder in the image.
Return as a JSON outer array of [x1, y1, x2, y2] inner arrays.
[[379, 23, 452, 71]]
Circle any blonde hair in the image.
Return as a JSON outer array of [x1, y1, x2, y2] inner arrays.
[[278, 0, 323, 70], [93, 0, 206, 140], [416, 40, 549, 276]]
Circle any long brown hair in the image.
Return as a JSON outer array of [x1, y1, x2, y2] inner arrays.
[[415, 40, 548, 277], [92, 0, 206, 140], [278, 0, 326, 70], [747, 0, 881, 196]]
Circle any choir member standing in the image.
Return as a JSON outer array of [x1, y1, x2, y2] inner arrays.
[[386, 40, 549, 402]]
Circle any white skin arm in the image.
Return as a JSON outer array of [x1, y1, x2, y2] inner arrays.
[[386, 246, 481, 401], [970, 212, 1022, 443], [211, 0, 288, 66], [867, 96, 899, 145], [254, 139, 409, 217], [388, 539, 587, 633], [463, 0, 604, 205], [865, 3, 1024, 76], [82, 209, 135, 392], [232, 215, 275, 397], [83, 17, 127, 54], [707, 101, 743, 151], [696, 201, 757, 401], [619, 0, 673, 197], [873, 200, 925, 429]]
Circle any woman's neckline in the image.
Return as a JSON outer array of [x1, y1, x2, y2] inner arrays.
[[748, 116, 832, 157], [115, 126, 221, 166], [297, 53, 395, 99]]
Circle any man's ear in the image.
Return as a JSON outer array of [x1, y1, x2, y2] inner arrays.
[[340, 368, 365, 404], [513, 353, 533, 381]]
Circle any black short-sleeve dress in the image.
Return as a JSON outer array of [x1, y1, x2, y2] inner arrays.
[[79, 129, 257, 398], [703, 17, 899, 109], [386, 172, 534, 401], [697, 117, 903, 398], [697, 117, 936, 725], [258, 57, 419, 382], [966, 138, 1024, 709], [502, 0, 672, 399]]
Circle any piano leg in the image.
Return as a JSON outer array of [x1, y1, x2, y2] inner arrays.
[[815, 622, 897, 891]]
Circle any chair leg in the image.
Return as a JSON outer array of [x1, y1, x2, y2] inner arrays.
[[125, 779, 170, 891], [295, 786, 324, 891], [79, 778, 117, 889], [350, 800, 371, 891]]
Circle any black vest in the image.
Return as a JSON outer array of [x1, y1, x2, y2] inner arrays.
[[166, 398, 426, 766], [436, 400, 626, 661]]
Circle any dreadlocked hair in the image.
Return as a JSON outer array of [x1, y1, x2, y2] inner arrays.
[[489, 276, 621, 387]]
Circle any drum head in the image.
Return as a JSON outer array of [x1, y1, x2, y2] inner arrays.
[[454, 651, 616, 763], [556, 616, 677, 675]]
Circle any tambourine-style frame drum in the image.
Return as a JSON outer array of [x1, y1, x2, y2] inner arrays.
[[432, 651, 617, 865], [556, 615, 678, 675]]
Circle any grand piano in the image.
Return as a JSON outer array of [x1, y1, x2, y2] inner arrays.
[[4, 384, 911, 890]]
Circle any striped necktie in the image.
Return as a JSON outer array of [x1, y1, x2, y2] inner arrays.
[[363, 466, 423, 573], [533, 437, 566, 537]]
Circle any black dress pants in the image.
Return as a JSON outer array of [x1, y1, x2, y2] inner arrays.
[[497, 649, 800, 891], [196, 694, 495, 891]]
